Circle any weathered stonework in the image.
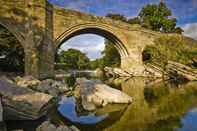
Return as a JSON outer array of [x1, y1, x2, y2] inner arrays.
[[0, 0, 175, 79]]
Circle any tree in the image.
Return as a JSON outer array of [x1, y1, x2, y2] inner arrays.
[[106, 13, 127, 22], [90, 58, 104, 69], [0, 26, 24, 72], [138, 1, 181, 33], [56, 48, 90, 70], [102, 39, 121, 67], [89, 39, 121, 69]]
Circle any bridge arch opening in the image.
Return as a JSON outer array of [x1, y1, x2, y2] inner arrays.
[[55, 27, 129, 58], [55, 27, 127, 71], [0, 24, 25, 75]]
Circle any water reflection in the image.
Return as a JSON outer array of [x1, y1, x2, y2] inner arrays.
[[58, 97, 108, 124], [59, 77, 197, 131], [178, 108, 197, 131]]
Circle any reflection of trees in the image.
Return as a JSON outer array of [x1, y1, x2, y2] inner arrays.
[[102, 79, 197, 131]]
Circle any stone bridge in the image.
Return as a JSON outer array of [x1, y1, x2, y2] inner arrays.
[[0, 0, 165, 79]]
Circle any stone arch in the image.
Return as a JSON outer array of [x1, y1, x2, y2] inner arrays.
[[54, 23, 129, 58]]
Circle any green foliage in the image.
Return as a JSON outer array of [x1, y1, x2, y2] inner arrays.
[[0, 26, 24, 72], [106, 2, 183, 34], [90, 58, 104, 69], [56, 48, 90, 70], [102, 40, 121, 67], [56, 40, 120, 71], [138, 1, 179, 33], [106, 13, 127, 22], [127, 17, 140, 24], [90, 39, 121, 69], [143, 36, 197, 68]]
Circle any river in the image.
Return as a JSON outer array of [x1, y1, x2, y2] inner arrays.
[[6, 76, 197, 131], [57, 76, 197, 131]]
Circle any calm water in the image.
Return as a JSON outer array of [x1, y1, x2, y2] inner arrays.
[[5, 77, 197, 131], [58, 77, 197, 131]]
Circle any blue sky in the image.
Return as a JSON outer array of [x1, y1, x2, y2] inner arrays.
[[48, 0, 197, 59]]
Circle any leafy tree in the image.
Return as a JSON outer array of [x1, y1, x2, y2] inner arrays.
[[102, 39, 121, 67], [89, 39, 121, 69], [138, 1, 181, 33], [106, 13, 127, 22], [0, 25, 24, 72], [56, 48, 90, 70], [105, 2, 182, 34], [90, 58, 104, 69]]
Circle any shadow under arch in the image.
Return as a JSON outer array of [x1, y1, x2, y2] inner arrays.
[[0, 23, 25, 73], [0, 21, 25, 48], [54, 23, 129, 58]]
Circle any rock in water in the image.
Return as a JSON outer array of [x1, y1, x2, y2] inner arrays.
[[15, 76, 69, 97], [36, 121, 56, 131], [75, 78, 132, 111], [0, 77, 56, 120], [36, 121, 79, 131], [15, 76, 41, 88]]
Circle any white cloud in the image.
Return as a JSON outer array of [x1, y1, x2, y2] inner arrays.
[[59, 34, 105, 60], [182, 23, 197, 40]]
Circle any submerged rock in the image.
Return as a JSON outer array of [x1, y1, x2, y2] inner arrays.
[[0, 99, 3, 122], [36, 121, 80, 131], [36, 121, 56, 131], [38, 79, 69, 97], [0, 122, 6, 131], [15, 76, 69, 97], [15, 76, 41, 88], [75, 78, 132, 111]]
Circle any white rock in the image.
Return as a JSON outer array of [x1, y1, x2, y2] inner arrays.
[[75, 78, 132, 111]]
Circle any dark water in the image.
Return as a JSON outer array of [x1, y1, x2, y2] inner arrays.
[[59, 77, 197, 131], [5, 77, 197, 131]]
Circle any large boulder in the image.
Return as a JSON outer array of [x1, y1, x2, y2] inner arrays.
[[75, 78, 132, 111], [0, 77, 56, 120]]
